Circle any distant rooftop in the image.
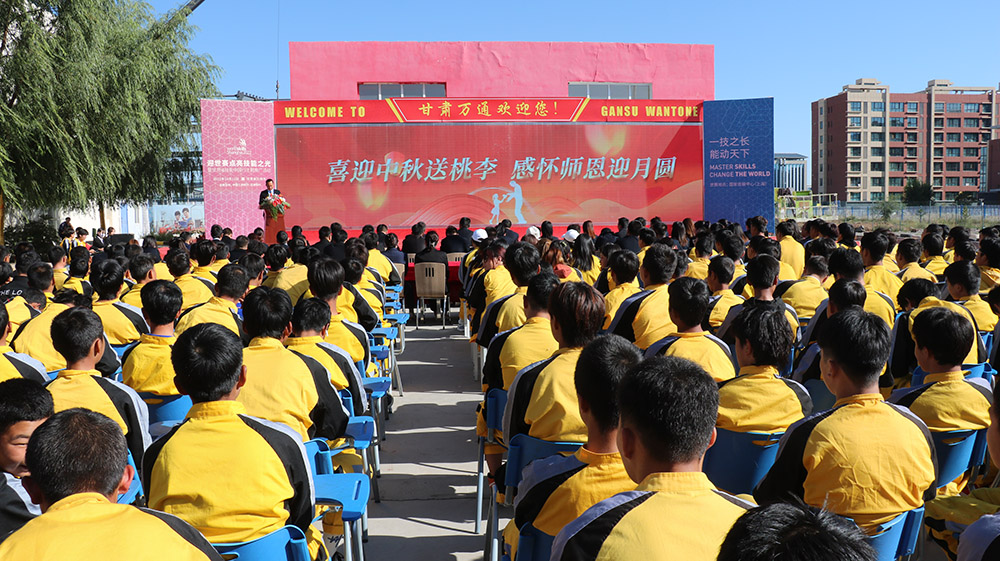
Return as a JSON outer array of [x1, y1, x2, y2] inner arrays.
[[775, 153, 807, 159]]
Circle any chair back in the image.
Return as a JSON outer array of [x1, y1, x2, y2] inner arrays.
[[702, 428, 783, 495], [931, 429, 986, 489], [406, 253, 416, 264], [393, 262, 406, 280], [504, 434, 583, 497], [414, 263, 447, 298], [484, 388, 508, 436], [304, 439, 335, 475], [516, 524, 555, 561], [864, 506, 924, 561], [139, 393, 193, 425], [117, 450, 143, 505], [446, 252, 465, 263], [338, 390, 356, 416], [213, 525, 311, 561]]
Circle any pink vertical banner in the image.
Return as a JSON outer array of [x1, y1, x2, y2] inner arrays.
[[201, 99, 275, 236]]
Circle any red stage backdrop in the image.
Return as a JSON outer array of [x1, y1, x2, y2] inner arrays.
[[274, 99, 704, 229]]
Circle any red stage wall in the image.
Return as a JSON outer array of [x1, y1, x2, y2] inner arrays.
[[274, 121, 703, 229]]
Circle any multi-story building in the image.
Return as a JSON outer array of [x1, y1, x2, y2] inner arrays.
[[774, 153, 808, 192], [812, 79, 997, 202]]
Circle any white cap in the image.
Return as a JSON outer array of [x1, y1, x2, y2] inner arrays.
[[562, 229, 580, 242], [526, 226, 541, 238], [472, 228, 489, 242]]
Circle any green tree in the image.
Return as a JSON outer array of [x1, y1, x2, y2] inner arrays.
[[0, 0, 218, 243], [955, 191, 978, 206], [902, 178, 934, 207]]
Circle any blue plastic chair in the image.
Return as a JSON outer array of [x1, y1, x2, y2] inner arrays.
[[702, 428, 784, 495], [117, 450, 143, 505], [213, 525, 310, 561], [911, 363, 996, 386], [515, 524, 555, 561], [476, 389, 507, 534], [315, 472, 371, 561], [803, 378, 837, 412], [138, 392, 193, 425], [931, 429, 988, 489], [863, 506, 924, 561]]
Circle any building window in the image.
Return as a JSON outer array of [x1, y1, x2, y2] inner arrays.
[[890, 102, 904, 112], [934, 133, 944, 142], [947, 118, 962, 127], [889, 147, 904, 157], [964, 177, 979, 186], [819, 178, 823, 187], [819, 106, 824, 115], [965, 103, 980, 113], [820, 136, 824, 144], [819, 149, 824, 157], [849, 192, 861, 202], [965, 147, 980, 157], [871, 117, 885, 127], [947, 147, 961, 157], [849, 132, 861, 142], [965, 118, 981, 127], [935, 102, 945, 112], [983, 104, 992, 114], [906, 132, 918, 142], [849, 177, 862, 187], [946, 162, 960, 171], [890, 132, 904, 142], [871, 102, 885, 112], [907, 102, 919, 112], [850, 162, 862, 171], [849, 101, 862, 112], [889, 117, 905, 127], [933, 177, 943, 186], [568, 82, 651, 99], [906, 162, 917, 172], [984, 133, 992, 142], [889, 162, 904, 172], [965, 133, 980, 142], [964, 162, 979, 171], [850, 147, 862, 156], [946, 177, 960, 186], [933, 162, 943, 171], [870, 183, 884, 192], [871, 162, 884, 171], [907, 147, 917, 157], [934, 147, 944, 157], [871, 147, 885, 157], [819, 121, 823, 129], [947, 102, 963, 112], [984, 118, 993, 127], [848, 117, 861, 127], [906, 117, 918, 127], [934, 118, 944, 127], [871, 132, 885, 142], [889, 177, 904, 187], [947, 133, 961, 142], [819, 164, 823, 172], [358, 82, 446, 99]]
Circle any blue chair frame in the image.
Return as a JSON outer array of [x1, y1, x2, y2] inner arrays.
[[702, 428, 784, 496], [931, 428, 988, 489], [863, 506, 924, 561], [911, 363, 996, 386], [117, 450, 143, 505], [475, 389, 507, 534], [213, 525, 311, 561], [138, 392, 193, 425], [515, 523, 555, 561]]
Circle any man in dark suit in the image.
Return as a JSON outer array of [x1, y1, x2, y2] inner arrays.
[[619, 220, 642, 254], [457, 217, 473, 246], [313, 226, 332, 254], [415, 231, 448, 264], [440, 226, 469, 253], [324, 228, 348, 262], [402, 223, 427, 255], [258, 179, 280, 218], [498, 219, 519, 244]]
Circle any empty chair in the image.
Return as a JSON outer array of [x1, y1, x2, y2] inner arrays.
[[446, 252, 466, 263], [414, 262, 448, 328], [702, 428, 783, 495]]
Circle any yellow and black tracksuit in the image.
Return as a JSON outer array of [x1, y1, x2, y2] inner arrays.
[[923, 256, 949, 276], [121, 334, 178, 396], [62, 276, 93, 300], [551, 471, 751, 561], [368, 249, 402, 285], [865, 265, 905, 307], [11, 303, 121, 376], [925, 489, 1000, 559], [503, 348, 586, 445], [175, 297, 248, 345], [0, 492, 222, 561], [335, 283, 379, 332], [780, 237, 806, 278], [172, 274, 214, 311], [602, 281, 640, 330], [325, 314, 369, 370], [263, 264, 310, 305], [4, 296, 40, 334], [774, 276, 827, 321], [684, 257, 710, 280], [476, 293, 516, 350], [898, 262, 939, 283], [890, 297, 984, 384], [717, 365, 812, 432], [495, 286, 527, 334], [285, 336, 367, 415], [645, 331, 736, 382], [0, 345, 48, 383], [52, 267, 69, 291], [959, 294, 998, 333], [980, 266, 1000, 294], [716, 298, 800, 347], [503, 448, 634, 559], [0, 472, 39, 538], [608, 284, 675, 350], [237, 337, 349, 442], [46, 369, 151, 468], [754, 393, 937, 533], [119, 281, 150, 309], [705, 289, 744, 332], [144, 401, 320, 558], [484, 266, 517, 307], [92, 299, 148, 346]]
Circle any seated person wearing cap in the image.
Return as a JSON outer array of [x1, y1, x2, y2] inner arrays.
[[502, 335, 641, 560], [551, 356, 752, 561], [755, 308, 937, 534], [946, 261, 998, 333], [601, 250, 640, 329], [145, 324, 323, 560], [607, 244, 677, 350], [0, 379, 52, 536], [175, 263, 251, 345], [645, 277, 736, 382], [0, 409, 221, 561]]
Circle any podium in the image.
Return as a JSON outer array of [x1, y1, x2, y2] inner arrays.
[[264, 213, 286, 244]]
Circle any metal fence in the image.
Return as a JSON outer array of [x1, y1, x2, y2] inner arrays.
[[778, 203, 1000, 229]]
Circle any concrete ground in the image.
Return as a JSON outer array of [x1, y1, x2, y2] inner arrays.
[[357, 320, 949, 561]]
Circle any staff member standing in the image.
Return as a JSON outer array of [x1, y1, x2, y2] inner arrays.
[[257, 179, 280, 218]]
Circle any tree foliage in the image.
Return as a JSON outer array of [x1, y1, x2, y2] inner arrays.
[[0, 0, 218, 238], [902, 178, 934, 206], [955, 191, 978, 206]]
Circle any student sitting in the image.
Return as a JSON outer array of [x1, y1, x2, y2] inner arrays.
[[4, 262, 53, 334], [794, 279, 867, 391], [237, 286, 348, 442], [504, 282, 605, 447], [0, 379, 53, 536], [923, 233, 949, 276], [90, 260, 148, 347], [890, 307, 991, 495], [503, 335, 641, 560], [121, 280, 183, 397], [607, 244, 677, 349], [120, 254, 156, 309], [308, 258, 369, 368], [188, 239, 218, 284], [62, 246, 94, 300], [175, 263, 250, 345], [263, 244, 310, 305], [601, 250, 640, 329], [718, 501, 877, 561], [0, 409, 221, 560], [0, 306, 47, 383], [551, 356, 751, 561], [775, 255, 829, 321], [144, 324, 322, 559], [717, 255, 800, 346], [494, 242, 541, 334], [683, 232, 714, 280], [360, 232, 401, 285], [896, 238, 939, 283], [645, 277, 736, 382], [48, 247, 69, 291], [862, 231, 904, 305], [755, 308, 937, 534], [164, 249, 213, 311], [705, 255, 745, 332], [976, 237, 1000, 293], [828, 248, 896, 327], [776, 220, 806, 278], [946, 261, 998, 333], [718, 305, 812, 433]]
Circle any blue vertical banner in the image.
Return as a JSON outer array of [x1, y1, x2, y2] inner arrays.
[[703, 98, 775, 227]]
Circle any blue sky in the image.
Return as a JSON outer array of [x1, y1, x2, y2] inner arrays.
[[149, 0, 1000, 162]]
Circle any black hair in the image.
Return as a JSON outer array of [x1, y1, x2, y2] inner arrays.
[[572, 236, 597, 272], [718, 501, 877, 561], [896, 238, 923, 265], [68, 247, 90, 277], [139, 280, 183, 326], [860, 232, 888, 263], [718, 232, 745, 262], [344, 239, 369, 266], [332, 229, 349, 245], [89, 259, 124, 300], [574, 334, 642, 433], [755, 238, 782, 260], [827, 248, 864, 280], [803, 256, 828, 278], [308, 258, 345, 300], [828, 279, 866, 311], [27, 262, 53, 291], [164, 248, 191, 277], [275, 230, 289, 245], [668, 277, 710, 329], [708, 255, 736, 285], [50, 307, 104, 364], [318, 226, 332, 240], [912, 307, 974, 368], [618, 356, 718, 464], [609, 249, 639, 285], [694, 232, 715, 257], [0, 378, 53, 435], [26, 409, 127, 503], [525, 272, 559, 311], [238, 253, 266, 281], [342, 258, 365, 284], [128, 254, 155, 282], [291, 225, 304, 238], [190, 239, 216, 267], [215, 264, 251, 300], [247, 239, 268, 256], [923, 233, 944, 257], [210, 224, 223, 239], [172, 323, 244, 403], [945, 260, 980, 295], [504, 242, 541, 286], [746, 254, 780, 289], [775, 221, 797, 237], [838, 223, 857, 247], [954, 241, 978, 262], [641, 244, 677, 285], [897, 278, 939, 310], [242, 287, 292, 339], [948, 226, 971, 246], [264, 244, 289, 270], [215, 242, 230, 262], [292, 298, 332, 335], [731, 304, 792, 367], [817, 308, 891, 386], [540, 221, 554, 238], [47, 246, 66, 266], [638, 228, 656, 247], [548, 282, 605, 348]]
